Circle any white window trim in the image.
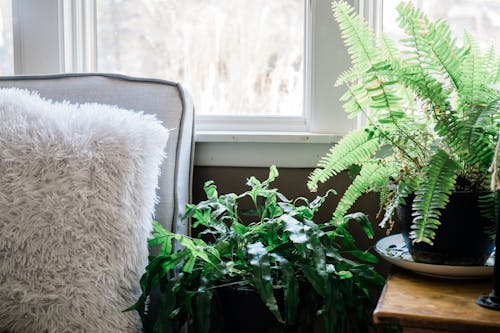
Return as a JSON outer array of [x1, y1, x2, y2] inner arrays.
[[12, 0, 380, 167], [59, 0, 97, 73], [13, 0, 61, 74]]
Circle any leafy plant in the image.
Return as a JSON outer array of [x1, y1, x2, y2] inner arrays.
[[308, 1, 500, 245], [128, 166, 384, 333]]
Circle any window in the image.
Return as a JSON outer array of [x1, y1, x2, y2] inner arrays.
[[10, 0, 356, 136], [10, 0, 360, 166], [96, 0, 304, 118], [383, 0, 500, 51], [0, 0, 13, 75], [7, 1, 500, 166]]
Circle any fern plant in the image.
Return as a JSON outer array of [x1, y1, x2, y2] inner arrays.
[[129, 166, 384, 333], [308, 1, 500, 245]]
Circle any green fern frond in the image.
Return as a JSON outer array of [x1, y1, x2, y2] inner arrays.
[[336, 67, 357, 87], [308, 129, 380, 192], [411, 149, 462, 244], [337, 62, 422, 158], [365, 77, 402, 112], [458, 32, 498, 109], [379, 177, 418, 228], [495, 57, 500, 83], [332, 1, 381, 70], [484, 47, 498, 86], [338, 70, 427, 169], [337, 61, 395, 89], [398, 84, 418, 115], [494, 97, 500, 125], [463, 30, 479, 55], [336, 64, 380, 87], [467, 132, 496, 170], [452, 102, 498, 169], [340, 83, 369, 118], [379, 33, 401, 69], [460, 56, 486, 108], [333, 2, 407, 124], [478, 192, 498, 240], [398, 4, 466, 90], [426, 18, 467, 90], [332, 162, 399, 224], [396, 2, 451, 116]]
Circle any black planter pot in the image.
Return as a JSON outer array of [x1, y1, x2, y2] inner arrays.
[[397, 191, 496, 265], [210, 284, 314, 333]]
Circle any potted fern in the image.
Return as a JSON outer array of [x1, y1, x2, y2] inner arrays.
[[128, 166, 384, 332], [308, 1, 499, 265]]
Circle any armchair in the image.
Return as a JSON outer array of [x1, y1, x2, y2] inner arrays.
[[0, 73, 195, 332], [0, 73, 195, 235]]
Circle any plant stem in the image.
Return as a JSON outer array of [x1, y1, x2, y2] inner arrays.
[[376, 77, 428, 162], [356, 98, 422, 169]]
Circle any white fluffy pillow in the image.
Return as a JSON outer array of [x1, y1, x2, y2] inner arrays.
[[0, 88, 169, 332]]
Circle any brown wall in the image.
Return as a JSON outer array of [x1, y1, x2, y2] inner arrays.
[[193, 166, 395, 276]]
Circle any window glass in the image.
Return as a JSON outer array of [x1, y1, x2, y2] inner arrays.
[[383, 0, 500, 52], [96, 0, 304, 116], [0, 0, 13, 75]]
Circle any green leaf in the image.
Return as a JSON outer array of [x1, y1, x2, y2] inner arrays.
[[412, 149, 462, 244], [333, 162, 398, 223], [153, 281, 176, 333], [194, 279, 213, 333], [346, 250, 378, 264], [247, 242, 284, 323], [344, 212, 374, 239], [148, 220, 175, 256], [263, 165, 279, 186], [182, 255, 196, 273], [378, 178, 418, 228], [270, 253, 299, 325], [347, 164, 362, 180], [160, 252, 187, 276], [332, 1, 381, 70], [298, 263, 327, 297], [203, 180, 218, 200], [282, 214, 309, 244], [335, 225, 357, 251], [172, 234, 215, 266], [231, 221, 248, 235], [337, 270, 353, 279], [308, 129, 380, 192]]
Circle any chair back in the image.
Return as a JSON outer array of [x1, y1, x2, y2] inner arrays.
[[0, 73, 195, 234]]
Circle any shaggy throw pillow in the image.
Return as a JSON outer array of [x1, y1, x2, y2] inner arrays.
[[0, 88, 169, 332]]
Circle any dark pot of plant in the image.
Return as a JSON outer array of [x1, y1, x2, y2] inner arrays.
[[212, 284, 283, 333], [211, 284, 311, 333], [397, 192, 496, 265], [127, 166, 384, 333], [308, 1, 499, 255]]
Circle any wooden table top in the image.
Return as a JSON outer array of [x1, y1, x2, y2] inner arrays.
[[373, 268, 500, 332]]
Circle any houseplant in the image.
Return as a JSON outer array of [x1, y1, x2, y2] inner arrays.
[[308, 1, 499, 264], [128, 166, 384, 333]]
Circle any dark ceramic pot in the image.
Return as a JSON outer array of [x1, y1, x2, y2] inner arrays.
[[211, 284, 314, 333], [397, 191, 496, 265], [212, 285, 281, 333]]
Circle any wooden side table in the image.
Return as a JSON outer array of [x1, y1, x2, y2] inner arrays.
[[373, 268, 500, 332]]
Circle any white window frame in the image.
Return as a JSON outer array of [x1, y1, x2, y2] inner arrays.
[[11, 0, 380, 167]]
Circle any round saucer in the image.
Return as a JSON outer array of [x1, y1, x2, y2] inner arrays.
[[375, 233, 494, 279]]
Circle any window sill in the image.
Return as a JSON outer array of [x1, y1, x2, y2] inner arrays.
[[194, 131, 341, 167], [196, 130, 341, 143]]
